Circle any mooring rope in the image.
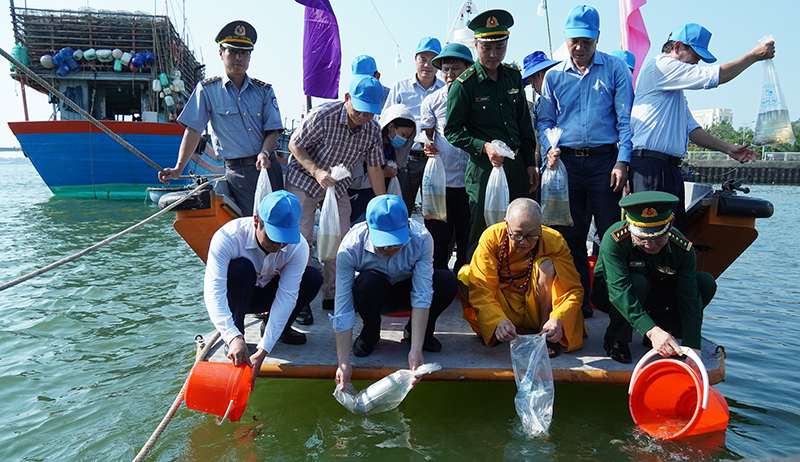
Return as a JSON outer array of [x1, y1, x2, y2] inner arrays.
[[0, 46, 169, 174], [131, 331, 222, 462], [0, 179, 218, 292]]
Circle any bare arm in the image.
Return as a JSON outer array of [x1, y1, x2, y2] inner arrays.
[[689, 128, 757, 163], [719, 40, 775, 85], [367, 165, 387, 196], [289, 139, 334, 188], [334, 328, 354, 389], [158, 126, 202, 183]]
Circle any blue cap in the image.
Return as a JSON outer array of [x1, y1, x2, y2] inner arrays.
[[610, 50, 636, 71], [431, 43, 474, 70], [348, 75, 383, 115], [366, 195, 409, 247], [351, 54, 377, 76], [521, 51, 560, 84], [415, 36, 442, 56], [565, 5, 600, 39], [669, 23, 716, 63], [258, 190, 302, 244]]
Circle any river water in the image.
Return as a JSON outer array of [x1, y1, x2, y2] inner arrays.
[[1, 159, 798, 462]]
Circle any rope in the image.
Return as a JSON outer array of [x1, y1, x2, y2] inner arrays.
[[0, 46, 167, 174], [368, 0, 412, 56], [0, 179, 218, 292], [131, 331, 221, 462]]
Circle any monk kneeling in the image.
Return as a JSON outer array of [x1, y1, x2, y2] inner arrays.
[[458, 198, 585, 356]]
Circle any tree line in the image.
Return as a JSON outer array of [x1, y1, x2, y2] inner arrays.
[[688, 119, 799, 152]]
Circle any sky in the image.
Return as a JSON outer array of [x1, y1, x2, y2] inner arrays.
[[1, 0, 798, 151]]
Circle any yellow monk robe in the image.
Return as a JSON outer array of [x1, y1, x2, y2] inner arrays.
[[458, 223, 587, 351]]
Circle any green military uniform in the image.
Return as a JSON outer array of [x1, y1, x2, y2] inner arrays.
[[591, 192, 716, 350], [443, 9, 537, 260]]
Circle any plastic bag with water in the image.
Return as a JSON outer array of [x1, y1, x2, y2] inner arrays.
[[541, 127, 572, 226], [333, 363, 441, 415], [317, 165, 350, 262], [251, 167, 273, 216], [422, 155, 447, 222], [753, 36, 795, 146], [386, 160, 403, 197], [484, 140, 516, 226], [510, 334, 554, 437]]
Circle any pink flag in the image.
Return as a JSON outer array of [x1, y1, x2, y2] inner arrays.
[[619, 0, 650, 87]]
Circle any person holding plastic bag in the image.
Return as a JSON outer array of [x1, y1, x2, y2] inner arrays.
[[332, 195, 458, 388], [347, 104, 416, 225], [419, 43, 473, 274], [286, 74, 387, 318], [457, 198, 585, 357], [444, 10, 539, 264], [630, 23, 774, 230]]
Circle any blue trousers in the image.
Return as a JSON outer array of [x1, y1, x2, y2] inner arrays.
[[552, 152, 622, 312], [225, 257, 322, 335]]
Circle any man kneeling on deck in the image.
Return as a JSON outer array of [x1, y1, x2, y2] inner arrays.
[[592, 191, 717, 364], [458, 198, 585, 357], [205, 190, 323, 374], [332, 195, 458, 387]]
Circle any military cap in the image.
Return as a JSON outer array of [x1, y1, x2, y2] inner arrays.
[[469, 9, 514, 41], [619, 191, 679, 239], [431, 43, 474, 70], [216, 21, 257, 51]]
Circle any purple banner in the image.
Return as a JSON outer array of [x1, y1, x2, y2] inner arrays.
[[297, 0, 341, 99]]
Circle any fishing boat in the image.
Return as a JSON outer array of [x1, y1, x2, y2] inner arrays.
[[6, 4, 223, 199]]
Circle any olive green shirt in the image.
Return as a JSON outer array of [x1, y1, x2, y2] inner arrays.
[[594, 221, 704, 348], [444, 60, 537, 170]]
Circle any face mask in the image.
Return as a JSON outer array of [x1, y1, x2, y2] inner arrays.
[[389, 133, 407, 148]]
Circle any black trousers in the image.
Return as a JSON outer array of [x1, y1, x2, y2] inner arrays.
[[226, 257, 322, 335], [630, 156, 686, 231], [352, 269, 458, 345], [397, 155, 427, 217], [424, 187, 471, 274]]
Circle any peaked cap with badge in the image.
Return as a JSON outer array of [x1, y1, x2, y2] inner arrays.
[[216, 20, 257, 51], [469, 9, 514, 41], [620, 191, 678, 239]]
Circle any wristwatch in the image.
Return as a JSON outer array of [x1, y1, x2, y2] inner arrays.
[[259, 150, 271, 156]]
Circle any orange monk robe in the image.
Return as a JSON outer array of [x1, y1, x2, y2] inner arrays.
[[458, 223, 587, 351]]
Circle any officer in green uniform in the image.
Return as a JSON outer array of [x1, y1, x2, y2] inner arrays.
[[444, 9, 539, 260], [591, 191, 717, 364]]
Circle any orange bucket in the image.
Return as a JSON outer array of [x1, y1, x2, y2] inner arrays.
[[185, 362, 252, 423], [628, 348, 729, 440]]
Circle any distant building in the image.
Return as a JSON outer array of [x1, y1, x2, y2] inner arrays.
[[692, 108, 733, 128]]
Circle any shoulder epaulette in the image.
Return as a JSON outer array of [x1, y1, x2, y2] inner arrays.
[[669, 230, 692, 251], [251, 77, 272, 89], [201, 76, 222, 86], [610, 223, 631, 243], [503, 62, 521, 71], [457, 66, 477, 83]]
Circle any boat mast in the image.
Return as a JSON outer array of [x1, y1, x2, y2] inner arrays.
[[9, 0, 29, 120]]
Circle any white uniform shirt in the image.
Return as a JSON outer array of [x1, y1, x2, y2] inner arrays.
[[203, 217, 309, 352]]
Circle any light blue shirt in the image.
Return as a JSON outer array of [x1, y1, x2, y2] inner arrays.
[[419, 86, 468, 188], [537, 51, 634, 163], [384, 75, 445, 150], [331, 219, 434, 332], [178, 74, 284, 159], [631, 54, 720, 157]]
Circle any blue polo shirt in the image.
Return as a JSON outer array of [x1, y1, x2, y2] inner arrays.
[[178, 73, 284, 160], [537, 51, 634, 163]]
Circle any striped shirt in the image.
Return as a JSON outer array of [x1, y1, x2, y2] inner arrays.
[[287, 101, 383, 199]]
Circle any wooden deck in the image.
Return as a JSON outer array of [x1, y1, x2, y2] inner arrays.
[[203, 296, 726, 385]]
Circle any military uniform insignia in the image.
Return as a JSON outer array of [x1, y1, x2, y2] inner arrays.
[[668, 231, 693, 251], [234, 25, 246, 36], [457, 66, 476, 83], [486, 16, 499, 28], [251, 77, 273, 89], [642, 207, 658, 218], [507, 88, 519, 94], [272, 96, 279, 110], [657, 266, 677, 275], [610, 224, 631, 243], [201, 76, 222, 86], [503, 62, 521, 71], [475, 96, 490, 102], [629, 261, 645, 267]]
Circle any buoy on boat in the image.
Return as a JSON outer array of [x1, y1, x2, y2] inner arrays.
[[628, 348, 729, 440]]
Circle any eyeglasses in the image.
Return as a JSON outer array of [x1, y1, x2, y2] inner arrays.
[[507, 232, 540, 243]]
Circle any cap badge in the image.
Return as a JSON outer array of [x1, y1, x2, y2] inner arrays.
[[234, 25, 246, 36], [642, 207, 657, 218], [486, 16, 498, 28]]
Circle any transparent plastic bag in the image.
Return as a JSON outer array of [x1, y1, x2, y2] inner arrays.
[[753, 37, 795, 146], [422, 155, 447, 222], [510, 334, 554, 437], [541, 127, 572, 226], [317, 164, 350, 262], [252, 167, 273, 216], [484, 140, 516, 226], [386, 160, 403, 197], [333, 363, 441, 415]]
